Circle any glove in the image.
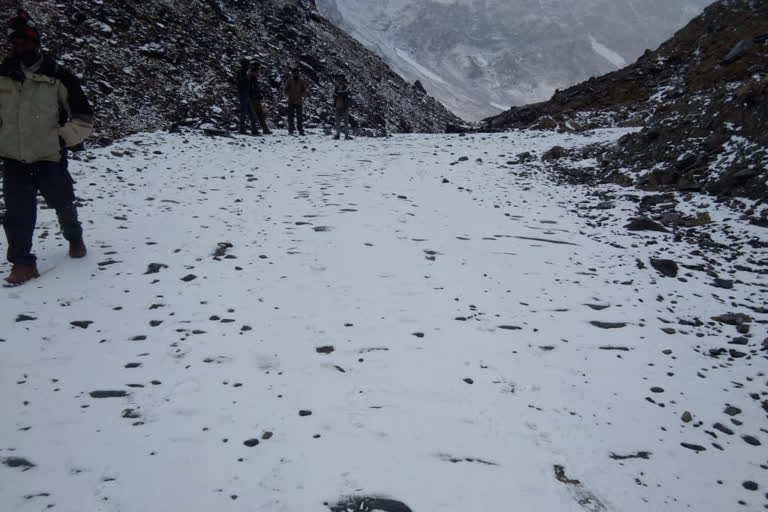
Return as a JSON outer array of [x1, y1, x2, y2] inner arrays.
[[59, 118, 93, 148]]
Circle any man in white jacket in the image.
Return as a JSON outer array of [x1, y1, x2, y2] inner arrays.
[[0, 9, 94, 286]]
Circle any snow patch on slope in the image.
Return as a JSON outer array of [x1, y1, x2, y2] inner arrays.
[[589, 35, 627, 68], [394, 48, 449, 85]]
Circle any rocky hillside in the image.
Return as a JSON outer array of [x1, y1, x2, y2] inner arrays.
[[484, 0, 768, 199], [14, 0, 459, 144]]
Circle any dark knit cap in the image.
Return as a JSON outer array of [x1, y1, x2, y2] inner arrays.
[[7, 9, 40, 42]]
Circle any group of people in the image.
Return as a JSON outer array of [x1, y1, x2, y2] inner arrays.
[[0, 10, 357, 287], [236, 59, 353, 140]]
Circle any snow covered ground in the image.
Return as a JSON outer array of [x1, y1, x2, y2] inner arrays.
[[1, 129, 766, 512]]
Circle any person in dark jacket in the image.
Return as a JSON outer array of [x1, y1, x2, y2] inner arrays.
[[248, 63, 271, 135], [236, 58, 257, 135], [284, 67, 307, 135], [0, 9, 94, 286], [333, 73, 351, 140]]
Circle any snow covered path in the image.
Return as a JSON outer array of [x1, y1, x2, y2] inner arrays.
[[1, 130, 766, 512]]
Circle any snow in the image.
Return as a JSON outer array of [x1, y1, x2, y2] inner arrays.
[[394, 48, 449, 86], [650, 85, 675, 103], [137, 42, 163, 53], [1, 129, 766, 512], [709, 134, 767, 179], [315, 0, 710, 121], [89, 21, 113, 35], [489, 102, 510, 111], [589, 35, 627, 68]]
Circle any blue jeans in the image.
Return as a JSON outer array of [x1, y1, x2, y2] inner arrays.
[[238, 94, 257, 134], [2, 158, 83, 265]]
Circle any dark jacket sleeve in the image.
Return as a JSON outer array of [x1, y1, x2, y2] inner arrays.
[[56, 67, 94, 147], [249, 76, 263, 100], [236, 68, 249, 94]]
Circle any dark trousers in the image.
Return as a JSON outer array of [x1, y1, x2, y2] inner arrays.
[[2, 158, 83, 265], [238, 93, 257, 134], [288, 104, 304, 134], [335, 108, 349, 137], [250, 99, 270, 133]]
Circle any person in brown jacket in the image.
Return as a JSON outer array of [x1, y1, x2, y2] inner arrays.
[[248, 63, 271, 135], [0, 10, 93, 286], [284, 67, 307, 135], [333, 73, 351, 140]]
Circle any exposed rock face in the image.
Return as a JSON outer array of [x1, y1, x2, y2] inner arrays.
[[484, 0, 768, 199], [14, 0, 459, 144]]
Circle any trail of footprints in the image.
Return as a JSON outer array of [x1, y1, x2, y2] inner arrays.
[[2, 131, 766, 511]]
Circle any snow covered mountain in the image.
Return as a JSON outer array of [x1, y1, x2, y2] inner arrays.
[[316, 0, 711, 120]]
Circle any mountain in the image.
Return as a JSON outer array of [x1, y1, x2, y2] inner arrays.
[[315, 0, 711, 120], [485, 0, 768, 199], [12, 0, 460, 144]]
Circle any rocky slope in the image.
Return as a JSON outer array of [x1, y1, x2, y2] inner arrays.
[[13, 0, 459, 144], [316, 0, 710, 120], [485, 0, 768, 200]]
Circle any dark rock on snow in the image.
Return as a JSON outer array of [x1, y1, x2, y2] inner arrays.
[[330, 497, 413, 512], [711, 313, 751, 326], [742, 435, 761, 446], [650, 258, 678, 278], [680, 442, 706, 452], [2, 457, 35, 470], [625, 217, 668, 233], [541, 146, 569, 161], [145, 263, 168, 275], [90, 390, 129, 398], [742, 481, 759, 491], [590, 321, 628, 329], [609, 451, 651, 460], [713, 423, 734, 435], [713, 278, 734, 289]]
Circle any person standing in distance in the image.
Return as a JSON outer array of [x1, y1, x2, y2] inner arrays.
[[332, 73, 351, 140], [284, 67, 307, 136], [248, 62, 271, 135], [0, 9, 94, 286], [236, 57, 258, 135]]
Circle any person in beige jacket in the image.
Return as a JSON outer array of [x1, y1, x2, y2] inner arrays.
[[0, 10, 94, 286]]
